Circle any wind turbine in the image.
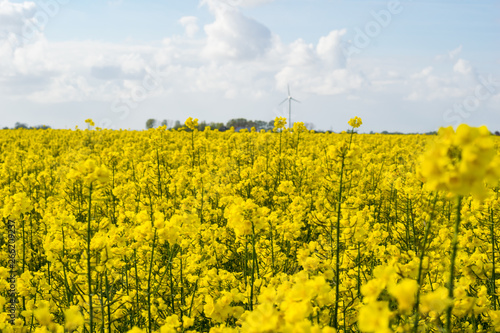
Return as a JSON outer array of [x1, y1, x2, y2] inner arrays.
[[279, 84, 300, 129]]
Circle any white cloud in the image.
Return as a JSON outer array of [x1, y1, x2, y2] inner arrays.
[[275, 31, 365, 95], [202, 5, 272, 61], [404, 61, 479, 101], [0, 0, 494, 123], [0, 0, 365, 104], [436, 45, 462, 61], [275, 30, 367, 95], [201, 0, 276, 10], [449, 45, 462, 60], [317, 29, 347, 68], [453, 58, 472, 75], [411, 66, 433, 79], [30, 73, 94, 103], [179, 16, 199, 38], [0, 0, 37, 45], [232, 0, 276, 7]]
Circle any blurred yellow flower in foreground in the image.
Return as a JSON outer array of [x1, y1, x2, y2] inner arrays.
[[419, 124, 500, 199], [388, 278, 418, 313], [64, 306, 84, 331], [358, 301, 392, 333]]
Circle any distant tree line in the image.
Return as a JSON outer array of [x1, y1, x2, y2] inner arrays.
[[145, 119, 500, 135], [369, 130, 438, 135], [2, 122, 51, 130], [145, 118, 315, 131]]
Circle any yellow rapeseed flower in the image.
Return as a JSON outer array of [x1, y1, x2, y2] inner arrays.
[[419, 287, 453, 314], [292, 121, 308, 133], [348, 116, 362, 128], [490, 310, 500, 331], [34, 305, 52, 326], [64, 306, 84, 331], [241, 302, 280, 332], [358, 301, 392, 333], [273, 117, 287, 131], [185, 117, 199, 130], [419, 124, 500, 199], [388, 278, 418, 313], [85, 118, 96, 127]]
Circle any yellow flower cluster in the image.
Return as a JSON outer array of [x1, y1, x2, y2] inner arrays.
[[0, 118, 499, 332], [292, 122, 308, 133], [67, 158, 111, 185], [185, 117, 199, 130], [85, 118, 96, 127], [348, 116, 362, 128], [419, 124, 500, 199], [273, 117, 287, 131]]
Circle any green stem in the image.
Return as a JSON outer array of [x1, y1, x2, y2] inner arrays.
[[105, 257, 112, 333], [188, 278, 199, 317], [249, 225, 258, 311], [87, 183, 94, 333], [446, 195, 462, 333], [22, 217, 26, 312], [278, 130, 282, 185], [332, 129, 354, 329], [168, 247, 176, 313], [180, 248, 185, 307], [270, 221, 275, 276], [333, 155, 344, 329], [100, 275, 105, 333], [491, 208, 497, 311], [133, 248, 140, 326], [61, 223, 72, 305], [357, 243, 361, 300], [147, 229, 157, 333], [413, 194, 437, 333], [191, 131, 195, 169]]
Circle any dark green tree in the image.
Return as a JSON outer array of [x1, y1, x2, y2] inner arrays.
[[146, 118, 157, 129]]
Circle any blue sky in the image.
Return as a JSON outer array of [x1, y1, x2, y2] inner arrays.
[[1, 0, 499, 132]]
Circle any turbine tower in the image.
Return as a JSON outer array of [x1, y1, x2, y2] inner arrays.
[[279, 84, 300, 129]]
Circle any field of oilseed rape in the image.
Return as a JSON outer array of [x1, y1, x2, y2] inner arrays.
[[3, 117, 500, 333]]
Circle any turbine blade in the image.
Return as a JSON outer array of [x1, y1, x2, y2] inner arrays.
[[279, 98, 288, 105], [288, 84, 290, 96], [291, 98, 301, 103]]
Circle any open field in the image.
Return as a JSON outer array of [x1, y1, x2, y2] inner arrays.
[[1, 119, 500, 332]]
